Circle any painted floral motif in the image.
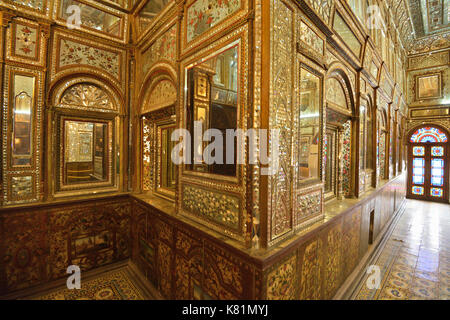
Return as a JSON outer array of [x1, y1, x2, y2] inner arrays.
[[142, 119, 154, 191], [300, 239, 322, 299], [15, 24, 37, 57], [342, 120, 351, 195], [214, 254, 243, 294], [59, 39, 120, 79], [379, 131, 387, 179], [325, 224, 342, 298], [267, 255, 296, 299], [186, 0, 241, 43], [297, 191, 321, 222], [158, 241, 172, 298], [142, 25, 176, 76], [182, 185, 240, 229]]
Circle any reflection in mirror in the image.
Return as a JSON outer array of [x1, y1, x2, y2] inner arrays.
[[186, 44, 239, 177], [12, 74, 35, 166], [159, 125, 176, 193], [64, 120, 107, 184], [60, 0, 121, 36], [299, 67, 321, 181], [139, 0, 170, 31]]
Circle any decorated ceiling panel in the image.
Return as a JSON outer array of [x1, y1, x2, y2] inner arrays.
[[390, 0, 450, 54]]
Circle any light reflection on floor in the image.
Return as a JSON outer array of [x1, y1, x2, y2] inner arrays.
[[353, 199, 450, 300]]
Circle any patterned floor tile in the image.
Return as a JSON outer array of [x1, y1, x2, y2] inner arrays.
[[28, 268, 147, 300], [351, 200, 450, 300]]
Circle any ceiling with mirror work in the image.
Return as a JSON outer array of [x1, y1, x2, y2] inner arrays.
[[409, 0, 449, 37], [386, 0, 450, 52]]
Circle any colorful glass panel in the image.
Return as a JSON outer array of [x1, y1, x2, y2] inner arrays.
[[431, 146, 444, 157], [412, 186, 424, 195], [412, 158, 425, 185], [430, 188, 443, 198], [431, 158, 444, 187], [410, 127, 448, 143], [413, 146, 425, 156]]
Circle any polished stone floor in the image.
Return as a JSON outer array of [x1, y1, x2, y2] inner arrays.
[[353, 199, 450, 300]]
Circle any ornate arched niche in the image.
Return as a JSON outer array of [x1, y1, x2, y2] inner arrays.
[[141, 76, 177, 114], [50, 79, 121, 197], [140, 74, 177, 200], [324, 71, 354, 200], [52, 78, 120, 113]]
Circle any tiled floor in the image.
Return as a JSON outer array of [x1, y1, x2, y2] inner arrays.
[[353, 199, 450, 300]]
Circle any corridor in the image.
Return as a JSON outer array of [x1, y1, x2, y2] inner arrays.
[[353, 200, 450, 300]]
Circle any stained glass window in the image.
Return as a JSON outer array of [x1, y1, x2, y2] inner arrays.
[[431, 146, 444, 157], [431, 158, 444, 187], [413, 146, 425, 156], [430, 188, 443, 198], [410, 127, 448, 143], [412, 158, 425, 185], [412, 186, 424, 195]]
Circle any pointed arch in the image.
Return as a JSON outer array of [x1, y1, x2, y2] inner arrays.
[[325, 63, 356, 115], [49, 74, 123, 114], [137, 63, 177, 115]]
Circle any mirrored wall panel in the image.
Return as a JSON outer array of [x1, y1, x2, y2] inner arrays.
[[299, 67, 321, 181], [12, 74, 35, 167], [59, 0, 122, 37], [64, 120, 108, 185], [139, 0, 171, 32], [158, 124, 176, 194], [333, 12, 361, 57], [185, 44, 239, 177]]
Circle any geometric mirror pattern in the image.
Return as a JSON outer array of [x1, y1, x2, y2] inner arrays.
[[410, 127, 448, 143]]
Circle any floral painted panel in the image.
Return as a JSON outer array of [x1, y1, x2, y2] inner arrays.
[[267, 254, 296, 299], [379, 131, 386, 179], [182, 185, 240, 229], [296, 190, 321, 223], [343, 120, 351, 196], [186, 0, 241, 43], [325, 224, 342, 298], [300, 239, 323, 299], [299, 21, 324, 56], [59, 39, 120, 79], [14, 23, 38, 58], [142, 25, 177, 76]]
